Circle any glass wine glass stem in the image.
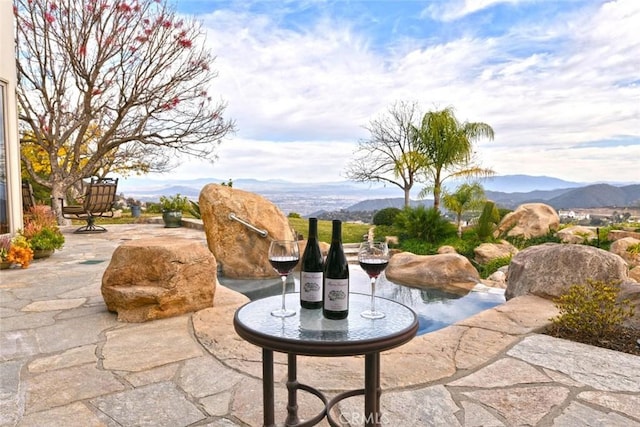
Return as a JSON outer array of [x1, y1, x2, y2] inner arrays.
[[370, 276, 377, 313], [280, 275, 287, 312]]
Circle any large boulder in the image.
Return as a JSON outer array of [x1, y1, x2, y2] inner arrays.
[[199, 184, 295, 279], [619, 281, 640, 329], [496, 203, 560, 239], [385, 252, 481, 295], [101, 238, 216, 322], [610, 237, 640, 267], [556, 225, 597, 244], [608, 229, 640, 241], [505, 243, 629, 300], [473, 240, 518, 265]]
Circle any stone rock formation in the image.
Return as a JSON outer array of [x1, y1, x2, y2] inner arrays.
[[610, 237, 640, 267], [102, 238, 216, 322], [619, 281, 640, 329], [474, 240, 518, 265], [608, 229, 640, 241], [485, 269, 507, 289], [629, 266, 640, 283], [556, 225, 598, 244], [495, 203, 560, 239], [505, 243, 628, 300], [199, 184, 295, 279], [386, 252, 481, 295]]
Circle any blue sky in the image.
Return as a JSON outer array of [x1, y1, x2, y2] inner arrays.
[[152, 0, 640, 185]]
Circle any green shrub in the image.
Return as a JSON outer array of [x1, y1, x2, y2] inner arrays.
[[627, 242, 640, 255], [188, 200, 201, 219], [145, 202, 163, 214], [373, 207, 401, 226], [372, 224, 399, 242], [506, 231, 561, 250], [398, 238, 436, 255], [287, 212, 301, 219], [476, 201, 500, 241], [27, 227, 65, 251], [394, 206, 456, 244], [550, 280, 634, 339], [159, 194, 190, 212], [436, 230, 483, 259], [478, 255, 512, 279]]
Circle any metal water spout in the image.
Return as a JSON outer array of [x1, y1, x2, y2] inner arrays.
[[228, 213, 269, 238]]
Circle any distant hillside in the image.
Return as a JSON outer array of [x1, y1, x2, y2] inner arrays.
[[485, 188, 574, 209], [547, 184, 640, 209], [345, 198, 431, 211], [118, 174, 639, 214], [475, 175, 585, 193], [339, 184, 640, 213]]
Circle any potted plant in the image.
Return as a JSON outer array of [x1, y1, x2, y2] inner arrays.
[[1, 234, 34, 269], [21, 205, 65, 258], [127, 197, 142, 218], [0, 235, 13, 269], [159, 194, 190, 228]]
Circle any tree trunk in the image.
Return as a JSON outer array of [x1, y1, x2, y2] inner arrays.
[[433, 185, 441, 211], [404, 188, 411, 208], [50, 185, 67, 226]]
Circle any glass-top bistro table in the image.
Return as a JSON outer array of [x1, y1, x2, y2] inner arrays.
[[233, 292, 418, 427]]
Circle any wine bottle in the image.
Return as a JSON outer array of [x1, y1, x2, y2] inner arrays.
[[323, 219, 349, 320], [300, 218, 324, 309]]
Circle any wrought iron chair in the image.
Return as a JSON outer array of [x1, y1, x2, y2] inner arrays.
[[22, 181, 36, 213], [60, 177, 119, 233]]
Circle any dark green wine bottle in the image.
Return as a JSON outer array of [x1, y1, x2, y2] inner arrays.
[[323, 220, 349, 319], [300, 218, 323, 309]]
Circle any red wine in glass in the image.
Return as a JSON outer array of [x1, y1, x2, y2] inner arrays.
[[268, 240, 299, 318], [358, 242, 389, 319], [359, 258, 389, 278], [269, 256, 299, 276]]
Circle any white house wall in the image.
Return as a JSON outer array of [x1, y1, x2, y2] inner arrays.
[[0, 0, 22, 233]]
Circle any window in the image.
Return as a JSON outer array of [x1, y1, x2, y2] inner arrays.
[[0, 83, 8, 233]]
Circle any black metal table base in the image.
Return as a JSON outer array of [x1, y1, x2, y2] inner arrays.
[[262, 349, 383, 427]]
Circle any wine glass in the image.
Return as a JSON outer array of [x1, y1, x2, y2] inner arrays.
[[358, 241, 389, 319], [268, 240, 300, 318]]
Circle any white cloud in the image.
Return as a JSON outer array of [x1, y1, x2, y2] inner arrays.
[[159, 138, 358, 183], [174, 0, 639, 185], [422, 0, 529, 22]]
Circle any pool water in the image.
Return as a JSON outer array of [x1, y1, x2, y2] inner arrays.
[[219, 265, 506, 336]]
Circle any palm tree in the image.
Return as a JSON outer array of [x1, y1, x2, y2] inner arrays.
[[443, 183, 486, 237], [412, 107, 495, 211]]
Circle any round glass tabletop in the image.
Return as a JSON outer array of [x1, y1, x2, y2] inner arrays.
[[234, 293, 418, 356]]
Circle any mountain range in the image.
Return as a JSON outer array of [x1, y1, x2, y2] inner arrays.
[[117, 175, 640, 215]]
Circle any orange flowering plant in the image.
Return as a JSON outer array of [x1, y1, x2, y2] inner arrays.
[[3, 235, 34, 268]]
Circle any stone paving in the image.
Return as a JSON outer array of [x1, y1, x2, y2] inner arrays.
[[1, 224, 639, 427]]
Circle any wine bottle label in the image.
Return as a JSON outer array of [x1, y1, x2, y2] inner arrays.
[[324, 278, 349, 311], [301, 271, 323, 302]]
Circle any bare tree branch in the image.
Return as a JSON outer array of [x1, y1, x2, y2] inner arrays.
[[15, 0, 235, 221]]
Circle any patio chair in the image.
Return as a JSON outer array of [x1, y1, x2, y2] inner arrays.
[[22, 181, 36, 213], [60, 177, 119, 233]]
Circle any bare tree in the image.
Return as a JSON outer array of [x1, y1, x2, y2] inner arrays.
[[14, 0, 235, 221], [345, 101, 426, 207]]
